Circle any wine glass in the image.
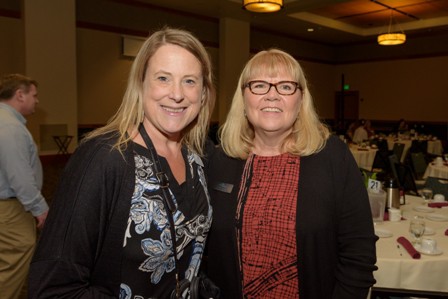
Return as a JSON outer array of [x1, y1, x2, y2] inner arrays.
[[409, 216, 425, 246], [421, 188, 433, 204]]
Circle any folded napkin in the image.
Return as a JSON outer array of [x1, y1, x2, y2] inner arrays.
[[397, 237, 421, 259], [428, 202, 448, 208]]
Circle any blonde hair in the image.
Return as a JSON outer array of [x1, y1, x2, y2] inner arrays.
[[220, 48, 329, 159], [84, 27, 215, 156]]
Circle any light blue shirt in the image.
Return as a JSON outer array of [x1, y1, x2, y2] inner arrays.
[[0, 102, 48, 216]]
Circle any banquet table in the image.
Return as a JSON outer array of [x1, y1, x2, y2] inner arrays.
[[349, 144, 378, 170], [423, 162, 448, 179], [386, 137, 444, 162], [428, 140, 444, 156], [372, 195, 448, 296]]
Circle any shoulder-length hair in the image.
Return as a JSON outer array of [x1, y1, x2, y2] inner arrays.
[[219, 48, 329, 159], [84, 27, 216, 156]]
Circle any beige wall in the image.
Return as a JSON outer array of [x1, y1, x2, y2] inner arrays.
[[75, 28, 447, 124], [23, 0, 78, 154], [299, 61, 337, 119], [0, 17, 24, 74], [76, 29, 130, 124], [76, 29, 221, 124], [1, 15, 447, 154], [336, 57, 448, 122], [76, 29, 448, 125]]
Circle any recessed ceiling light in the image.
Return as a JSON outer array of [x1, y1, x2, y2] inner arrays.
[[307, 28, 314, 32]]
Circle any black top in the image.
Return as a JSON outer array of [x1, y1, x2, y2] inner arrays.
[[205, 136, 378, 299], [29, 133, 212, 298], [120, 143, 211, 298]]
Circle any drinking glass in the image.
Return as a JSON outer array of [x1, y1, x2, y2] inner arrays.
[[421, 188, 433, 204], [409, 216, 425, 246]]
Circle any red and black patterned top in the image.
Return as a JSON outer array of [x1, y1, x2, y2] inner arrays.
[[236, 153, 300, 298]]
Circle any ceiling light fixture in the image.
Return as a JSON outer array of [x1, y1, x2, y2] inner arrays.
[[378, 10, 406, 46], [242, 0, 283, 13]]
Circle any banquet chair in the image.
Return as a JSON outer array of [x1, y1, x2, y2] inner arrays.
[[388, 154, 400, 182], [371, 142, 390, 173], [376, 139, 389, 152], [409, 139, 428, 154], [410, 152, 428, 180], [394, 162, 419, 196], [389, 154, 420, 195], [424, 177, 448, 198], [392, 142, 405, 162]]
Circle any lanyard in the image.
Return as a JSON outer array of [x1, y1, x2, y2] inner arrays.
[[138, 123, 181, 297]]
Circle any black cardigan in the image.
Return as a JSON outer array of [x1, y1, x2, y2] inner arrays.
[[29, 133, 136, 298], [205, 136, 378, 299]]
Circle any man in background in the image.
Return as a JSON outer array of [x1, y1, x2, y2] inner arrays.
[[0, 74, 49, 299]]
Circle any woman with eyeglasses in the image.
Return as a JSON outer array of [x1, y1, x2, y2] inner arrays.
[[204, 49, 377, 299]]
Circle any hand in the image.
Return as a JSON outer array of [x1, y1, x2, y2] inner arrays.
[[35, 210, 48, 230]]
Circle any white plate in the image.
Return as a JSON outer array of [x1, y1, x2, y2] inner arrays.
[[375, 228, 393, 238], [424, 227, 435, 236], [426, 214, 448, 222], [415, 245, 444, 256], [413, 206, 435, 213]]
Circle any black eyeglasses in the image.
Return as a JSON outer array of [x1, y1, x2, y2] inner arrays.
[[244, 80, 301, 95]]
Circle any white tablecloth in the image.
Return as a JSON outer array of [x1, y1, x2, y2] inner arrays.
[[428, 140, 443, 156], [386, 138, 444, 161], [373, 195, 448, 294], [423, 163, 448, 179], [349, 145, 378, 170]]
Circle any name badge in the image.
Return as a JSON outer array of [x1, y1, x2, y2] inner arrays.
[[213, 182, 234, 194]]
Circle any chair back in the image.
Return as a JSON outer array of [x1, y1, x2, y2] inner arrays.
[[376, 139, 389, 151], [424, 177, 448, 198], [392, 142, 406, 162], [371, 141, 390, 172], [395, 162, 419, 195], [388, 154, 400, 181], [410, 152, 428, 180], [409, 140, 428, 154]]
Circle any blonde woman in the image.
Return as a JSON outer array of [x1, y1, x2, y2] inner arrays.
[[205, 49, 377, 299], [29, 27, 215, 298]]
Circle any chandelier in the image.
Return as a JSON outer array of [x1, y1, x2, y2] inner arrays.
[[242, 0, 283, 13], [378, 10, 406, 46], [377, 33, 406, 45]]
